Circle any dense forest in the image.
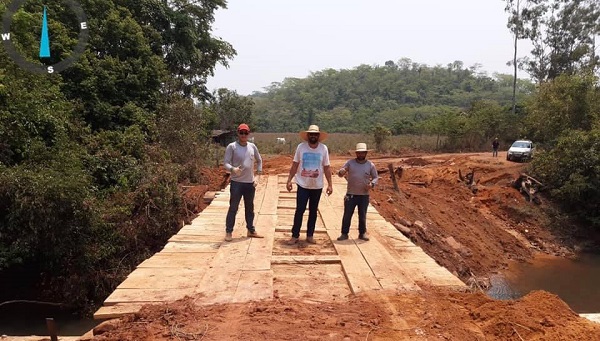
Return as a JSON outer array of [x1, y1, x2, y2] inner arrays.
[[251, 61, 534, 135], [0, 0, 236, 313], [0, 0, 599, 315]]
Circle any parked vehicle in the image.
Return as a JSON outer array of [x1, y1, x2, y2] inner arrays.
[[507, 140, 534, 162]]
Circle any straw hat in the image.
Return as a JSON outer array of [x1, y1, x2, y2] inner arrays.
[[354, 143, 371, 152], [299, 125, 328, 142]]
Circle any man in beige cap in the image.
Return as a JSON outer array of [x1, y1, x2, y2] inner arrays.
[[286, 125, 333, 244], [336, 143, 378, 241]]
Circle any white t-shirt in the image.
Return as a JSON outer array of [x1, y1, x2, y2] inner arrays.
[[293, 142, 330, 189]]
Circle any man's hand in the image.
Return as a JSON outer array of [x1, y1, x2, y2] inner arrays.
[[231, 167, 242, 176], [253, 174, 261, 188], [326, 184, 333, 196], [286, 180, 293, 192], [337, 168, 347, 177]]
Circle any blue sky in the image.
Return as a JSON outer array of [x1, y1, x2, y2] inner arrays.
[[206, 0, 530, 95]]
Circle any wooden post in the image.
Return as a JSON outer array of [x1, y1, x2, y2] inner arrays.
[[388, 163, 399, 192], [46, 318, 58, 341]]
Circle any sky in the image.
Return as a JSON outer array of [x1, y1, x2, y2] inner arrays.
[[206, 0, 530, 95]]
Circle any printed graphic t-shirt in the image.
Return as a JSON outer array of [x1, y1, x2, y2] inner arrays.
[[293, 142, 330, 189]]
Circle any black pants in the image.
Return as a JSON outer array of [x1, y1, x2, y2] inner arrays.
[[291, 185, 322, 238], [341, 194, 369, 235]]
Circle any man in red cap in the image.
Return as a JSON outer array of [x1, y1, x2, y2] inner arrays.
[[223, 123, 263, 241]]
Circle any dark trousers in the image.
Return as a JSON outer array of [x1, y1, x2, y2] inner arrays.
[[291, 185, 323, 238], [341, 194, 369, 235], [492, 148, 498, 157], [225, 181, 255, 233]]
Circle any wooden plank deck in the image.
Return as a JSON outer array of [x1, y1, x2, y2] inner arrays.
[[94, 174, 466, 320]]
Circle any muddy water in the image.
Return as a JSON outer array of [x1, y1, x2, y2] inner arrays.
[[0, 303, 99, 336], [487, 253, 600, 313]]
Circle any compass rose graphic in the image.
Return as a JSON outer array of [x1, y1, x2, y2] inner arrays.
[[1, 0, 89, 74]]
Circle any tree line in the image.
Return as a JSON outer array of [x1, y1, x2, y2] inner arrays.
[[0, 0, 236, 313]]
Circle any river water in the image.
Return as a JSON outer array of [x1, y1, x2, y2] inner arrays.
[[0, 303, 99, 336], [487, 253, 600, 313]]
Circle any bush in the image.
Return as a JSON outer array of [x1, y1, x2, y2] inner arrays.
[[530, 129, 600, 229]]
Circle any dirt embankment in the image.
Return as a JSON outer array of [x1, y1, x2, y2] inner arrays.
[[90, 152, 600, 340], [364, 153, 599, 284], [91, 288, 600, 340]]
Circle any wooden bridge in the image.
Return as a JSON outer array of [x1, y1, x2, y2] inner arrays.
[[94, 174, 464, 319]]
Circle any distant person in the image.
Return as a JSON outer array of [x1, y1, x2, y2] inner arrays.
[[286, 125, 333, 245], [492, 137, 500, 157], [336, 143, 379, 241], [223, 123, 264, 242]]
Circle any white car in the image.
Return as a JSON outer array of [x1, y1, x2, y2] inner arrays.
[[507, 140, 534, 162]]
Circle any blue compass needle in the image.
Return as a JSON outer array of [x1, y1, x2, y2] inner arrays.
[[39, 6, 50, 58]]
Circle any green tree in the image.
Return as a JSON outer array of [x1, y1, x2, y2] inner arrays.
[[0, 0, 235, 313], [505, 0, 600, 83], [210, 88, 255, 131], [525, 74, 598, 144], [373, 124, 391, 152], [530, 129, 600, 229]]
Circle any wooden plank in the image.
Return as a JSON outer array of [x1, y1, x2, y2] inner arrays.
[[259, 175, 279, 214], [272, 255, 341, 264], [117, 268, 204, 289], [244, 214, 276, 271], [137, 252, 214, 268], [168, 234, 224, 243], [104, 288, 190, 305], [188, 219, 227, 226], [232, 270, 273, 302], [401, 262, 465, 287], [252, 172, 268, 216], [162, 242, 220, 253], [318, 194, 382, 293], [194, 237, 252, 304], [277, 208, 297, 215], [324, 229, 382, 293], [277, 214, 326, 229], [272, 264, 352, 301], [94, 303, 144, 319], [177, 228, 223, 236], [274, 227, 328, 234], [581, 313, 600, 324], [277, 199, 296, 208], [354, 236, 419, 291]]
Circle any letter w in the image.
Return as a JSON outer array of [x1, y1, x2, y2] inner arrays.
[[1, 33, 10, 41]]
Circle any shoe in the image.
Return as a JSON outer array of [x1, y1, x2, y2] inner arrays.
[[358, 233, 370, 241], [286, 237, 299, 245], [225, 233, 233, 242], [337, 233, 349, 241], [305, 236, 317, 244], [247, 230, 264, 238]]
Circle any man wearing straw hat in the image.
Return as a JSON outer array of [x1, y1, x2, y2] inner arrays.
[[336, 142, 379, 241], [286, 124, 333, 245]]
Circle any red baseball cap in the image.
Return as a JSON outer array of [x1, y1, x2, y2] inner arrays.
[[237, 123, 250, 132]]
